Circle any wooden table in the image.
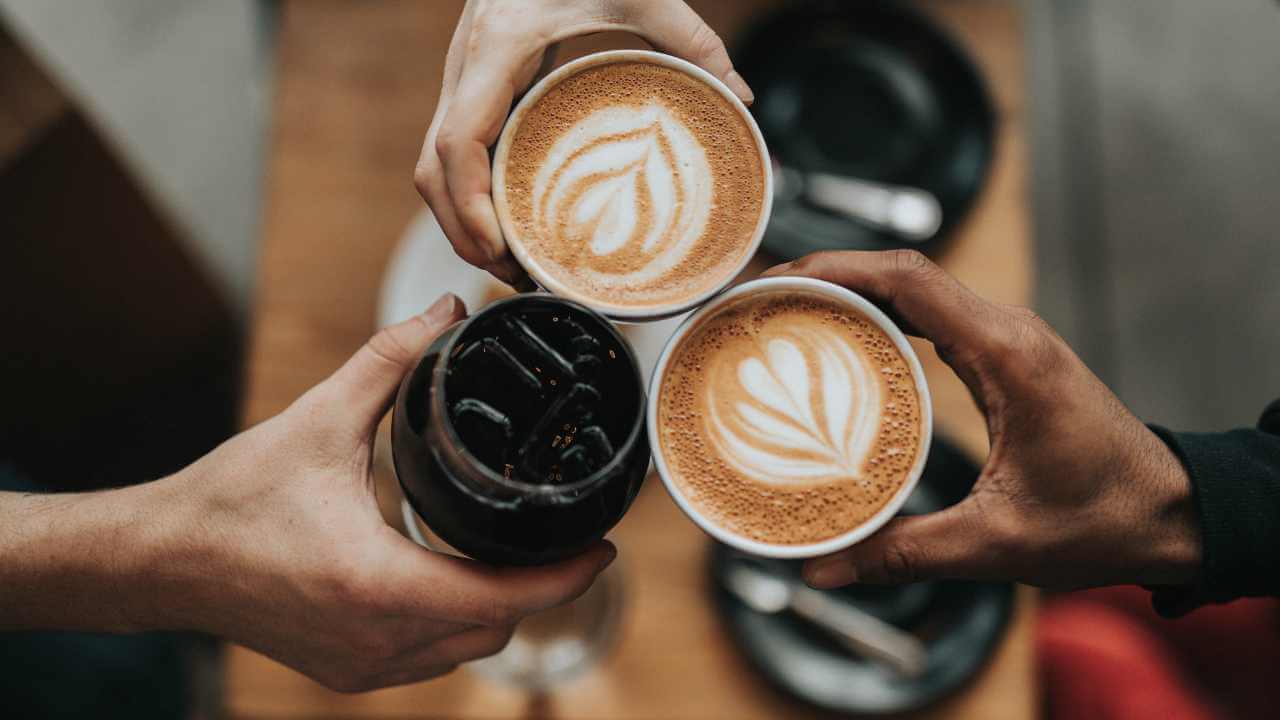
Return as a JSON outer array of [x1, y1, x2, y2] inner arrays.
[[229, 1, 1034, 717]]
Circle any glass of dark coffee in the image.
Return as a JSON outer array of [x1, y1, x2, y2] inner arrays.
[[392, 293, 649, 566], [390, 293, 647, 688]]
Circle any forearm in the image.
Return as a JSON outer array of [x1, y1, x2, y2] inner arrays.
[[0, 479, 184, 632]]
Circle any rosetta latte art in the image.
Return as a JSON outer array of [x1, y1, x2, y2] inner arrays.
[[707, 328, 883, 486], [531, 104, 713, 287]]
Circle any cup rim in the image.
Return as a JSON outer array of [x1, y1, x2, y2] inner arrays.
[[491, 49, 774, 322], [645, 276, 934, 559]]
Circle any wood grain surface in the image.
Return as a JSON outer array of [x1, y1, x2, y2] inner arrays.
[[228, 2, 1034, 717]]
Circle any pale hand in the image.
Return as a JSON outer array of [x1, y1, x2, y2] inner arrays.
[[0, 294, 614, 693], [415, 0, 753, 284]]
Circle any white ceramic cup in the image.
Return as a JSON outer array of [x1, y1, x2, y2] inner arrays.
[[647, 276, 934, 559], [491, 49, 773, 322]]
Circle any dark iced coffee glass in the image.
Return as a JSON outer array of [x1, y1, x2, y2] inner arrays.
[[392, 294, 648, 566]]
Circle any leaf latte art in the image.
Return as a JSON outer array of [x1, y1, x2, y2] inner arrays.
[[707, 329, 882, 486], [532, 104, 712, 285], [657, 292, 924, 546], [499, 60, 767, 313]]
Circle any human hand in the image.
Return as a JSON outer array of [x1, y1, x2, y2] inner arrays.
[[761, 251, 1202, 591], [414, 0, 753, 285], [141, 294, 615, 692]]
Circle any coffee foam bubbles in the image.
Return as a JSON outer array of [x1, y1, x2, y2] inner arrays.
[[658, 291, 923, 546], [531, 104, 712, 289], [500, 60, 766, 312]]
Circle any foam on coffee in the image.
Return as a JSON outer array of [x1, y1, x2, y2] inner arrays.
[[657, 290, 923, 545], [500, 60, 766, 311]]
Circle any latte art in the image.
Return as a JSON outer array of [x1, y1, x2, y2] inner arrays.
[[657, 290, 924, 546], [497, 57, 767, 316], [708, 329, 882, 485], [533, 104, 712, 286]]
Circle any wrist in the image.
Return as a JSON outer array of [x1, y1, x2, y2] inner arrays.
[[105, 472, 201, 632], [1131, 427, 1202, 586]]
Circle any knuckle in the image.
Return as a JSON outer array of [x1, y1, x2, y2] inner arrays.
[[984, 306, 1064, 385], [982, 325, 1024, 367], [434, 126, 462, 161], [966, 491, 1019, 554], [887, 248, 935, 279], [1008, 305, 1056, 341], [879, 542, 919, 584], [326, 557, 384, 612], [366, 325, 418, 371], [687, 22, 726, 63], [412, 162, 438, 200]]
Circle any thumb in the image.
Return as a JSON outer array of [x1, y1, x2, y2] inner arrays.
[[323, 293, 466, 432], [802, 502, 988, 587]]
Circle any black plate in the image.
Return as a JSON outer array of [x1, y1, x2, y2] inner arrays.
[[709, 435, 1014, 715], [735, 1, 995, 258]]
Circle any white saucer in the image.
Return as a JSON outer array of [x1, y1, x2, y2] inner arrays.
[[377, 210, 687, 387]]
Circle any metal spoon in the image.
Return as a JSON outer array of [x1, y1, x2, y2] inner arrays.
[[773, 161, 943, 242], [724, 563, 929, 677]]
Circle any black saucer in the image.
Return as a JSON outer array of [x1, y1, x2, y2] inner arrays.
[[709, 435, 1014, 715], [734, 1, 995, 258]]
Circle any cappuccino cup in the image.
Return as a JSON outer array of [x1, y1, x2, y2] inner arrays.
[[648, 277, 933, 558], [492, 50, 773, 322]]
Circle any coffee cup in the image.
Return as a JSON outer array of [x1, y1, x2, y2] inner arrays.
[[492, 49, 773, 322], [647, 276, 932, 558]]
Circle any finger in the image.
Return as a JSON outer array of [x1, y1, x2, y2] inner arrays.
[[416, 133, 493, 269], [801, 502, 990, 587], [414, 2, 495, 270], [626, 0, 753, 104], [416, 624, 517, 668], [321, 294, 466, 432], [389, 537, 616, 627], [480, 255, 530, 288], [763, 250, 1008, 375], [436, 41, 548, 264]]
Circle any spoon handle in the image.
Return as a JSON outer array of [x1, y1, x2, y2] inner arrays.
[[804, 171, 943, 242], [790, 585, 929, 677]]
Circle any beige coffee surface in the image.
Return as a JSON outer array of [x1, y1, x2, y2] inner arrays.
[[502, 60, 765, 311], [658, 291, 923, 545]]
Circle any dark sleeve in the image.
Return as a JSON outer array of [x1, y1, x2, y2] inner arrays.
[[1145, 400, 1280, 617]]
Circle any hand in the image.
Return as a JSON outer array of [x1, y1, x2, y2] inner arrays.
[[414, 0, 754, 285], [139, 294, 615, 692], [760, 251, 1202, 591]]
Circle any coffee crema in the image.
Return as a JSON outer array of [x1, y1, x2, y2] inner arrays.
[[498, 59, 766, 313], [657, 291, 923, 545]]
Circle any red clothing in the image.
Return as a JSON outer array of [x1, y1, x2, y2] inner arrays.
[[1038, 586, 1280, 719]]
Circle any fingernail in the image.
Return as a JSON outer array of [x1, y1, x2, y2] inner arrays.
[[804, 556, 855, 589], [423, 293, 461, 323], [726, 71, 754, 105]]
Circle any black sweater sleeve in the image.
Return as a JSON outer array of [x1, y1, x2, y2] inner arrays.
[[1145, 400, 1280, 617]]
